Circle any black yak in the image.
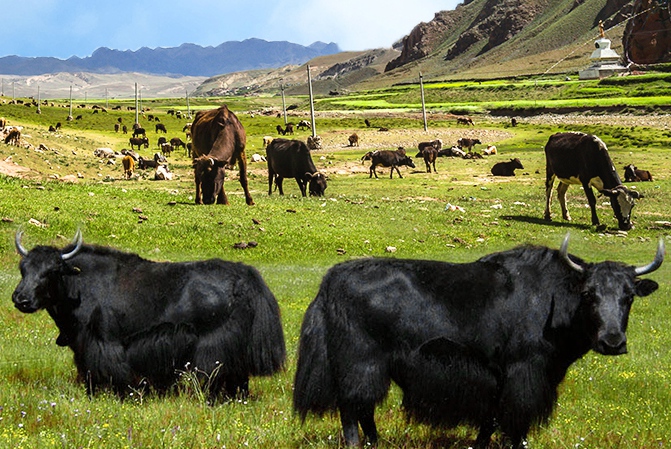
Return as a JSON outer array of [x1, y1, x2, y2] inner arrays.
[[293, 236, 663, 448], [13, 231, 285, 400]]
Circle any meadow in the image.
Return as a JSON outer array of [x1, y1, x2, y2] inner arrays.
[[0, 77, 670, 448]]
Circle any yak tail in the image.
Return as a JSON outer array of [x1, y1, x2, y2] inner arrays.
[[293, 292, 337, 420], [245, 267, 286, 376]]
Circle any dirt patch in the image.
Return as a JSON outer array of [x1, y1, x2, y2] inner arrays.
[[0, 158, 31, 178]]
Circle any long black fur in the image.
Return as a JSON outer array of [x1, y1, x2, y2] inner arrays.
[[13, 243, 286, 400], [293, 244, 659, 448]]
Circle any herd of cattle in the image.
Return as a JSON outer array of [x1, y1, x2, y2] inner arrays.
[[12, 228, 664, 448], [4, 105, 665, 446]]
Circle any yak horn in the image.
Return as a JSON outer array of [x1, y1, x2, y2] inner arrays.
[[15, 230, 28, 257], [61, 229, 83, 260], [634, 239, 665, 276], [560, 233, 584, 273]]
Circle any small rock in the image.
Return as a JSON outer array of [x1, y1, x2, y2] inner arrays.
[[233, 242, 248, 249], [385, 246, 397, 253]]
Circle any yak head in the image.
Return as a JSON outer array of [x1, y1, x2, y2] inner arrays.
[[600, 185, 642, 231], [193, 156, 226, 204], [560, 234, 663, 355], [12, 230, 83, 313], [307, 172, 327, 197]]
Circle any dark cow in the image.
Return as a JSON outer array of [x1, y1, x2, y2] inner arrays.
[[457, 116, 474, 125], [544, 132, 642, 231], [133, 127, 146, 138], [284, 123, 294, 135], [155, 123, 167, 133], [276, 124, 285, 136], [348, 133, 359, 147], [415, 147, 438, 173], [266, 138, 327, 197], [623, 164, 653, 182], [367, 148, 416, 179], [293, 235, 663, 448], [12, 231, 286, 400], [122, 125, 128, 134], [129, 137, 149, 151], [457, 137, 481, 152], [297, 120, 311, 130], [491, 158, 524, 176], [157, 136, 167, 149], [190, 105, 254, 205], [418, 139, 443, 153], [170, 137, 187, 152], [4, 128, 20, 145], [114, 123, 120, 133]]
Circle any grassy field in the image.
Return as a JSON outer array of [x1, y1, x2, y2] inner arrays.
[[1, 81, 671, 448]]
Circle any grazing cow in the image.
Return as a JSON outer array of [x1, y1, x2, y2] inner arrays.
[[623, 164, 653, 182], [364, 118, 371, 127], [284, 123, 294, 135], [155, 123, 167, 133], [4, 128, 21, 145], [170, 137, 186, 152], [276, 124, 285, 136], [114, 123, 120, 133], [293, 235, 663, 448], [491, 158, 524, 176], [348, 133, 359, 147], [157, 136, 167, 149], [129, 137, 149, 151], [297, 120, 311, 130], [266, 138, 327, 197], [122, 125, 128, 134], [190, 105, 254, 205], [13, 231, 286, 400], [457, 137, 482, 152], [367, 148, 416, 179], [457, 116, 474, 126], [122, 155, 135, 179], [544, 132, 642, 231], [133, 127, 146, 138], [161, 143, 174, 157], [415, 147, 439, 173]]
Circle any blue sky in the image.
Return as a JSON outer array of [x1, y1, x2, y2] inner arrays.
[[1, 0, 459, 59]]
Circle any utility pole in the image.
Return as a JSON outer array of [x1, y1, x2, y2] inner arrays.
[[307, 66, 316, 138], [68, 85, 73, 121], [36, 85, 41, 114], [134, 83, 139, 125], [420, 72, 428, 132], [280, 78, 287, 125]]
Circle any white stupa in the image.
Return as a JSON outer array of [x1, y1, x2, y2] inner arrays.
[[579, 21, 628, 79]]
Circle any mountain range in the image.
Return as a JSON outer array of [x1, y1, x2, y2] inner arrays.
[[0, 39, 340, 77]]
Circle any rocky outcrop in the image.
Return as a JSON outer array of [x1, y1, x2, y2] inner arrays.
[[385, 9, 465, 71], [623, 0, 671, 64]]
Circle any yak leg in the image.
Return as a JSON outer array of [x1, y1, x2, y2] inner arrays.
[[581, 182, 600, 226], [543, 174, 555, 220], [339, 402, 378, 446], [216, 183, 228, 205], [557, 182, 571, 221], [194, 173, 203, 204], [370, 163, 378, 179], [432, 160, 437, 173], [268, 172, 275, 195], [391, 165, 403, 179], [236, 153, 255, 205], [276, 177, 285, 195], [474, 419, 496, 449], [296, 177, 307, 197]]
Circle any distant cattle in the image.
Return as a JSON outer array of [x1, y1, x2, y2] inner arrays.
[[122, 125, 128, 134], [297, 120, 311, 130], [364, 118, 371, 127], [114, 123, 120, 132], [623, 164, 653, 182], [157, 136, 167, 149], [284, 123, 294, 135], [544, 132, 642, 231], [155, 123, 167, 133], [276, 124, 285, 136], [263, 136, 274, 148], [154, 164, 173, 181], [170, 137, 186, 152], [94, 148, 115, 158], [417, 139, 443, 153], [483, 145, 497, 155], [13, 231, 286, 400], [293, 236, 664, 447], [415, 147, 439, 173], [160, 143, 173, 157], [129, 137, 149, 151], [348, 133, 359, 147], [457, 116, 474, 126], [511, 117, 518, 127], [457, 137, 481, 152], [438, 146, 467, 158], [266, 138, 327, 197], [4, 128, 20, 145], [190, 105, 254, 205], [491, 158, 524, 176], [365, 148, 416, 179], [122, 155, 135, 179], [133, 127, 146, 138]]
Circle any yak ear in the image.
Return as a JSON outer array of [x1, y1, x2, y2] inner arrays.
[[635, 279, 659, 297]]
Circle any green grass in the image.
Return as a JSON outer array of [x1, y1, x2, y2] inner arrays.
[[1, 84, 671, 448]]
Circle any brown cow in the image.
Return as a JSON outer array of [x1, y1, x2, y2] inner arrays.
[[190, 106, 254, 205], [122, 155, 135, 179], [348, 133, 359, 147]]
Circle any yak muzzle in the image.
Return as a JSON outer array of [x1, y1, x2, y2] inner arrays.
[[595, 332, 628, 355]]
